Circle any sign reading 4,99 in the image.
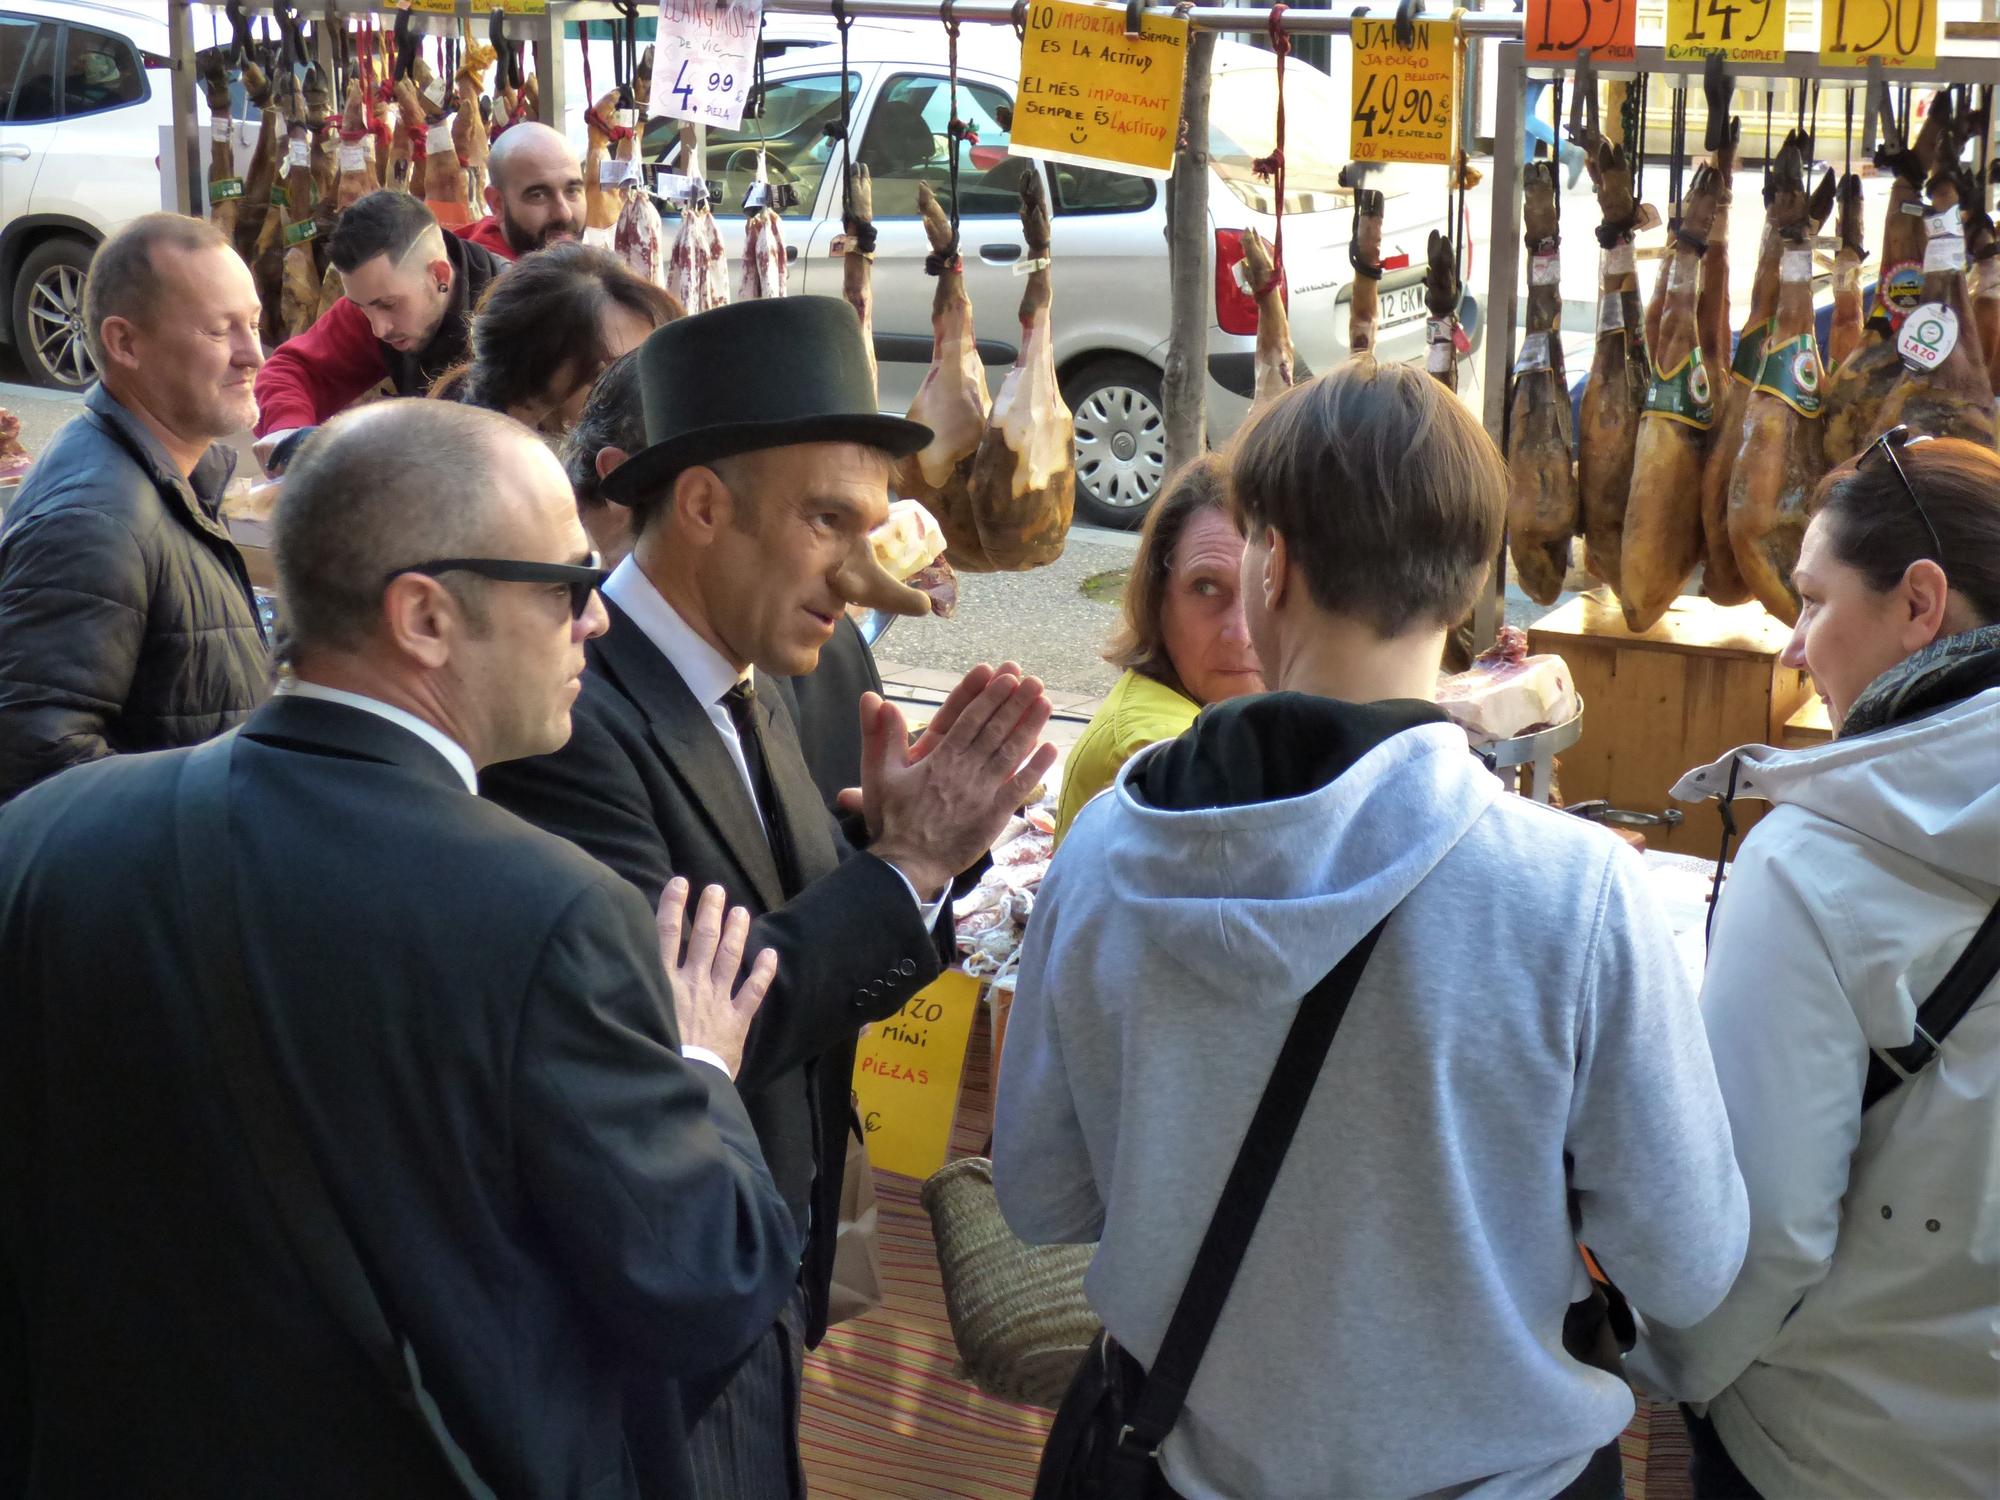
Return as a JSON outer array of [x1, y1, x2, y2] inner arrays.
[[1820, 0, 1937, 68], [1525, 0, 1635, 62], [1664, 0, 1784, 62], [1350, 18, 1457, 167], [656, 0, 763, 130]]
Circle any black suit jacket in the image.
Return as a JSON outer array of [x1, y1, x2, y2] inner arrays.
[[775, 614, 881, 815], [482, 601, 946, 1345], [0, 696, 799, 1500]]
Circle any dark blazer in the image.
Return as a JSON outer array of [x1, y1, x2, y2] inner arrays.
[[0, 383, 271, 806], [0, 695, 799, 1500], [482, 600, 946, 1345]]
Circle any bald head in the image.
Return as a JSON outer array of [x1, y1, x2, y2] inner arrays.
[[485, 123, 586, 255], [274, 399, 557, 656]]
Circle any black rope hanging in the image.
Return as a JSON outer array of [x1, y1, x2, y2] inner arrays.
[[824, 0, 874, 255], [930, 0, 971, 275]]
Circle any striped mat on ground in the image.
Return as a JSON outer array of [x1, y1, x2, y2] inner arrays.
[[800, 996, 1696, 1500]]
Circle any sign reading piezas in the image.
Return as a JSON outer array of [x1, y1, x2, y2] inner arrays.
[[1011, 0, 1189, 181]]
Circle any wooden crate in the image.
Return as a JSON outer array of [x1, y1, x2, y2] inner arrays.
[[1528, 593, 1811, 857], [1781, 695, 1833, 749]]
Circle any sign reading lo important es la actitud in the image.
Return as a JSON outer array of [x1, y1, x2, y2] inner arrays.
[[1011, 0, 1189, 180]]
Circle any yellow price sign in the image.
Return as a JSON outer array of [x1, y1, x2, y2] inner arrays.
[[1664, 0, 1785, 62], [1819, 0, 1936, 67], [850, 970, 982, 1181], [1350, 18, 1457, 168], [404, 0, 458, 14], [502, 0, 549, 13], [1012, 0, 1190, 179]]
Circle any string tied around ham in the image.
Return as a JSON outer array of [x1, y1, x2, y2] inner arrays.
[[928, 0, 970, 277], [1248, 3, 1289, 297]]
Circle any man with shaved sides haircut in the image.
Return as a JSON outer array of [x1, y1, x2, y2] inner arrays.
[[0, 399, 800, 1498], [459, 121, 587, 260]]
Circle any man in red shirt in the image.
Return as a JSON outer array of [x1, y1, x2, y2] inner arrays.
[[456, 122, 587, 262], [252, 192, 504, 473]]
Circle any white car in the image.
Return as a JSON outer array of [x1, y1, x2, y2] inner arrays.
[[650, 23, 1475, 525], [0, 0, 178, 389]]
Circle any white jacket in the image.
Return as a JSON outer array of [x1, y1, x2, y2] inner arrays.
[[1628, 688, 2000, 1499]]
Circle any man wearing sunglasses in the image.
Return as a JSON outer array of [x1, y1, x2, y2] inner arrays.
[[0, 400, 802, 1498]]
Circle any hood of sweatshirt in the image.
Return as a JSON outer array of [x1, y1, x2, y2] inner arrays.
[[1673, 686, 2000, 891], [1083, 691, 1501, 998]]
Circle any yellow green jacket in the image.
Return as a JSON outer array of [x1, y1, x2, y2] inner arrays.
[[1053, 669, 1199, 845]]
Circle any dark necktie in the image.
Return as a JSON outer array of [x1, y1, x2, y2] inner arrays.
[[722, 677, 798, 894]]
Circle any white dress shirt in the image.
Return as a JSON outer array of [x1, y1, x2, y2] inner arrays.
[[278, 679, 479, 794]]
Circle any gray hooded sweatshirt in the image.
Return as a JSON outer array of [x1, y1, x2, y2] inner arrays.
[[994, 695, 1749, 1499]]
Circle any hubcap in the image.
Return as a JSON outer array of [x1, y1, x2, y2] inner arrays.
[[29, 264, 94, 388], [1073, 383, 1167, 513]]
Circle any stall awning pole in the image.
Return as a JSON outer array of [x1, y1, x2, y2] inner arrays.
[[169, 0, 202, 217]]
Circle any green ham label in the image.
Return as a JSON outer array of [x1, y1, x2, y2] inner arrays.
[[1751, 333, 1825, 418], [209, 177, 245, 204], [283, 219, 318, 247], [1643, 347, 1715, 428], [1729, 319, 1771, 385]]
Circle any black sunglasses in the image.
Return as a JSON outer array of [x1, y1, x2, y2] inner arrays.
[[386, 554, 610, 619], [1861, 426, 1945, 564]]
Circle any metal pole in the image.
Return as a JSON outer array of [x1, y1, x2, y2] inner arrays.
[[169, 0, 203, 217], [534, 6, 567, 128], [1474, 39, 1522, 651]]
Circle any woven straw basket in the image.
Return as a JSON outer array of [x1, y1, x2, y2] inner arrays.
[[921, 1156, 1101, 1409]]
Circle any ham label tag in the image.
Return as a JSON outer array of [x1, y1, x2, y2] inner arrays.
[[1896, 303, 1958, 371], [337, 143, 367, 172], [287, 138, 312, 169], [1876, 260, 1924, 326], [1598, 291, 1626, 332], [1752, 332, 1826, 417], [1729, 318, 1772, 385], [283, 219, 318, 247], [600, 157, 642, 187], [209, 177, 244, 204], [1530, 250, 1561, 287], [1644, 347, 1716, 428], [426, 120, 455, 155]]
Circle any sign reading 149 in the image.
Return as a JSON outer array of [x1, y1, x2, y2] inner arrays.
[[1350, 18, 1457, 168], [1664, 0, 1784, 62]]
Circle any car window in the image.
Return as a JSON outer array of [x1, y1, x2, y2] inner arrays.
[[1210, 65, 1351, 215], [657, 70, 858, 217], [1048, 161, 1154, 216], [60, 25, 146, 117], [1, 17, 58, 123], [861, 73, 1025, 220]]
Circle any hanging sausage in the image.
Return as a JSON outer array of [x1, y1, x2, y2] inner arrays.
[[1505, 161, 1577, 606]]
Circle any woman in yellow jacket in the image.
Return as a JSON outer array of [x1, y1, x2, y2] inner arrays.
[[1054, 455, 1265, 842]]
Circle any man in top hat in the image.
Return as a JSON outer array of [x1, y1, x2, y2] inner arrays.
[[482, 296, 1059, 1498]]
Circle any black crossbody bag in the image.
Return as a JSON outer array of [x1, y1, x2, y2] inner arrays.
[[174, 734, 498, 1499], [1032, 914, 1393, 1500]]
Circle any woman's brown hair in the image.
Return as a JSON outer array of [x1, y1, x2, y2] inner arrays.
[[1102, 452, 1231, 693], [430, 243, 682, 421], [1813, 437, 2000, 626]]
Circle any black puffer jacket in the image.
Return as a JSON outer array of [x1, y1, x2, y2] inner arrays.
[[0, 384, 271, 805]]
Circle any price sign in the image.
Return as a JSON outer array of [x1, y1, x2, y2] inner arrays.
[[1011, 1, 1190, 179], [1525, 0, 1635, 62], [850, 971, 982, 1180], [1664, 0, 1784, 61], [1819, 0, 1936, 68], [1350, 18, 1457, 167], [656, 0, 762, 131], [501, 0, 548, 12], [406, 0, 457, 15]]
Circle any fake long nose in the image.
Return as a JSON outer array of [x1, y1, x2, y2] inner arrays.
[[832, 533, 931, 618]]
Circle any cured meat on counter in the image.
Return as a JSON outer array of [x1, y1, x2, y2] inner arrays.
[[1505, 162, 1578, 606], [842, 165, 878, 394], [1577, 137, 1649, 591], [1348, 187, 1385, 357], [1240, 228, 1295, 408], [966, 172, 1075, 571], [1727, 230, 1829, 624], [895, 183, 995, 571], [664, 200, 729, 313], [1828, 173, 1868, 368], [1423, 229, 1463, 392], [1701, 135, 1834, 607], [1824, 103, 1947, 464], [1622, 162, 1724, 632], [1872, 164, 1998, 450]]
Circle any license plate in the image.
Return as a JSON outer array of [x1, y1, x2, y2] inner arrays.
[[1381, 282, 1428, 327]]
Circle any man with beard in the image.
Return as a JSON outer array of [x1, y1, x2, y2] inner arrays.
[[0, 214, 270, 806], [252, 192, 505, 474], [456, 122, 586, 261]]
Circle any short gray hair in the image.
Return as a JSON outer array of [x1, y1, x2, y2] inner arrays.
[[84, 212, 234, 366], [561, 348, 647, 512], [273, 400, 526, 656]]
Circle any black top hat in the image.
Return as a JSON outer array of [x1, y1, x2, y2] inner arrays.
[[600, 296, 933, 507]]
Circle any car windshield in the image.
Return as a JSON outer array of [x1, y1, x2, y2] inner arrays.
[[642, 72, 860, 215], [1209, 64, 1353, 215]]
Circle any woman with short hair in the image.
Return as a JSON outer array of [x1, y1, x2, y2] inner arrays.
[[432, 243, 681, 437], [1053, 454, 1263, 842], [1632, 433, 2000, 1500]]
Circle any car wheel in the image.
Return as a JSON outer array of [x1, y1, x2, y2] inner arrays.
[[1064, 357, 1168, 530], [12, 238, 98, 392]]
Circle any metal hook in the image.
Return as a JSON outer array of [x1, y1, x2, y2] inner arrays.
[[1011, 0, 1028, 40], [1566, 49, 1598, 147], [1125, 0, 1145, 38], [1393, 0, 1419, 51]]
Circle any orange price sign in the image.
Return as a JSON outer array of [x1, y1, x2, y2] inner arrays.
[[1525, 0, 1635, 62]]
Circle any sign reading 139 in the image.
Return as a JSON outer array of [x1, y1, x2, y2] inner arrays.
[[1525, 0, 1636, 63], [1819, 0, 1937, 68], [1664, 0, 1784, 62]]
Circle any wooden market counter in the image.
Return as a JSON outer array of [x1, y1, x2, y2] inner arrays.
[[1529, 592, 1812, 857]]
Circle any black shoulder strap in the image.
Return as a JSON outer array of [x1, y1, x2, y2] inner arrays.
[[173, 734, 498, 1500], [1862, 901, 2000, 1112], [1119, 913, 1393, 1458]]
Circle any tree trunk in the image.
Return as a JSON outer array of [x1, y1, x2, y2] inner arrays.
[[1163, 28, 1216, 482]]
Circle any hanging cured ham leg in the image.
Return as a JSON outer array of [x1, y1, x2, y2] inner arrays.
[[275, 71, 322, 341], [1828, 173, 1868, 368], [1506, 162, 1578, 606], [1578, 137, 1649, 592], [1967, 199, 2000, 396], [968, 172, 1075, 571], [842, 165, 878, 393], [1241, 228, 1294, 408], [1424, 229, 1463, 392], [0, 410, 31, 483], [1874, 166, 1998, 449], [201, 60, 243, 245], [1622, 163, 1723, 632], [454, 44, 498, 218], [1696, 117, 1739, 393], [582, 89, 627, 238], [895, 182, 994, 571], [1348, 187, 1385, 357]]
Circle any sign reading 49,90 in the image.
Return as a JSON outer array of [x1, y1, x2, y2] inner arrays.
[[1664, 0, 1784, 62], [1819, 0, 1937, 68], [1350, 18, 1457, 167]]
